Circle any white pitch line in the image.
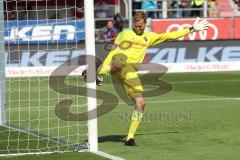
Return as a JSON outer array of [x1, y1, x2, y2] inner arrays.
[[8, 79, 240, 90], [117, 97, 240, 105], [56, 97, 240, 107], [95, 151, 125, 160], [170, 79, 240, 84]]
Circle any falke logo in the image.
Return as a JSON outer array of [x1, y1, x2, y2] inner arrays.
[[5, 25, 76, 41], [4, 20, 85, 44]]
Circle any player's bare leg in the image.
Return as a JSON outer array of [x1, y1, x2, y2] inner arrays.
[[134, 93, 145, 112], [125, 92, 144, 146]]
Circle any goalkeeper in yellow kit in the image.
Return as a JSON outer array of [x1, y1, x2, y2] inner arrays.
[[85, 11, 209, 146]]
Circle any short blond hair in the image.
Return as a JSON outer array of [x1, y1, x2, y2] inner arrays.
[[133, 11, 147, 23]]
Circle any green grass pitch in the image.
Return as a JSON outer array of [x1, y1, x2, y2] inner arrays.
[[0, 71, 240, 160]]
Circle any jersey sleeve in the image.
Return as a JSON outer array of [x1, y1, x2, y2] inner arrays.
[[97, 48, 121, 75], [97, 30, 127, 75], [148, 28, 191, 47]]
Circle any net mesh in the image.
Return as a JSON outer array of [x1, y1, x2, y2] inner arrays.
[[1, 0, 89, 155]]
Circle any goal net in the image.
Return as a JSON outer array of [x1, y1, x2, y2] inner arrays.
[[0, 0, 93, 155]]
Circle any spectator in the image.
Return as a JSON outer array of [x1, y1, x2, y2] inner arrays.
[[133, 0, 142, 10], [180, 1, 188, 17], [171, 1, 179, 18], [95, 20, 119, 42], [104, 20, 119, 42], [75, 0, 84, 19], [157, 0, 162, 18], [141, 1, 158, 19], [208, 0, 218, 17], [95, 0, 109, 18], [105, 21, 118, 41], [190, 0, 204, 17]]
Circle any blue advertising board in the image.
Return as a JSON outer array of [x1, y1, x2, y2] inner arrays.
[[4, 20, 85, 44]]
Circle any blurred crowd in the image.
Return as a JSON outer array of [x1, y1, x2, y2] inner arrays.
[[4, 0, 115, 21], [3, 0, 239, 43], [5, 0, 235, 21], [133, 0, 219, 18]]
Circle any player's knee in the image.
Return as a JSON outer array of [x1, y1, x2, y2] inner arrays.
[[136, 100, 145, 112], [135, 96, 145, 111], [111, 62, 124, 72]]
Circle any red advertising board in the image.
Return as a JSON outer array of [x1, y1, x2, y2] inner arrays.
[[234, 18, 240, 39], [152, 18, 238, 41]]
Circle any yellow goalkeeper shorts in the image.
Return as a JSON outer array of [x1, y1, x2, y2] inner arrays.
[[114, 63, 143, 100]]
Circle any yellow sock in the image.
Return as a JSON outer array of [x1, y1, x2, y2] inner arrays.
[[126, 111, 143, 140]]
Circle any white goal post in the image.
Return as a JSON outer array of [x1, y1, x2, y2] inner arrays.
[[0, 0, 6, 126], [84, 0, 98, 152]]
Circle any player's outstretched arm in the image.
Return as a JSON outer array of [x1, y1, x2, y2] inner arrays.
[[149, 17, 209, 46]]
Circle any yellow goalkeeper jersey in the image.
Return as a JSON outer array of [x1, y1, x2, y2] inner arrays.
[[98, 28, 190, 75]]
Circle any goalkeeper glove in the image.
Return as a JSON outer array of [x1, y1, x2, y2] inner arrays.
[[189, 17, 209, 33], [82, 69, 103, 86]]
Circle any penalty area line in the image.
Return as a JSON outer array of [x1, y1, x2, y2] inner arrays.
[[170, 79, 240, 84], [143, 97, 240, 104], [116, 97, 240, 105]]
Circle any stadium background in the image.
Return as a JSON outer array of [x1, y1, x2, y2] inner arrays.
[[4, 0, 240, 76], [1, 0, 240, 160]]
